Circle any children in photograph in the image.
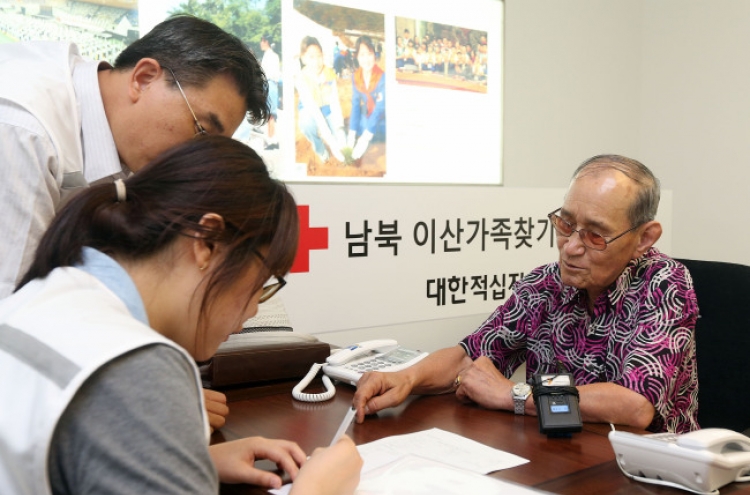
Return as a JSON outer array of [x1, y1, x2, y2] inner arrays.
[[415, 43, 429, 72], [395, 36, 405, 69], [295, 36, 346, 163], [348, 35, 385, 160]]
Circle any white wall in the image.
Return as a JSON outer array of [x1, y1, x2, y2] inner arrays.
[[504, 0, 750, 265], [503, 0, 643, 190], [639, 1, 750, 264]]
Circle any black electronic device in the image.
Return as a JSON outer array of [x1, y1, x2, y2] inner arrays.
[[532, 372, 582, 436]]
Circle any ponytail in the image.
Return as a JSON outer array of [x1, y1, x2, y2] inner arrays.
[[17, 136, 299, 326]]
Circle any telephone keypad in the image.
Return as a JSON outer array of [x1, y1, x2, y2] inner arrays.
[[343, 348, 423, 373]]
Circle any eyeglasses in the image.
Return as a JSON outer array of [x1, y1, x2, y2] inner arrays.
[[547, 208, 640, 251], [252, 249, 287, 303], [259, 274, 286, 303], [164, 66, 207, 137]]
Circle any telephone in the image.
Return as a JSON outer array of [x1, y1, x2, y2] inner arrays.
[[609, 428, 750, 494], [292, 339, 428, 402]]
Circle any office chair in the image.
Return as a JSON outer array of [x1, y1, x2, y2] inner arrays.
[[676, 258, 750, 432]]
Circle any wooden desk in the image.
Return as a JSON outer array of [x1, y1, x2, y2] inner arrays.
[[214, 385, 750, 494]]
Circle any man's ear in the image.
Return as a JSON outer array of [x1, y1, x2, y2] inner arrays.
[[192, 213, 226, 271], [127, 58, 163, 103], [632, 220, 662, 259]]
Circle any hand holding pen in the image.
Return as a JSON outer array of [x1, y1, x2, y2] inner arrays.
[[289, 407, 362, 495]]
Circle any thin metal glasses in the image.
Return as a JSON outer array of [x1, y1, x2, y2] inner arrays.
[[252, 249, 287, 303], [547, 208, 640, 251], [164, 66, 207, 137]]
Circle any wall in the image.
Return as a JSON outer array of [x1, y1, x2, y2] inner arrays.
[[503, 0, 643, 191], [639, 1, 750, 264], [504, 0, 750, 265]]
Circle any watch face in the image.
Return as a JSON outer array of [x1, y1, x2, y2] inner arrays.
[[513, 382, 531, 396]]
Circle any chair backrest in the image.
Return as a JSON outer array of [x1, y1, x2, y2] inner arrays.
[[676, 258, 750, 432]]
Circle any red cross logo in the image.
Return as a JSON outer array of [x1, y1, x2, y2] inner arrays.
[[291, 205, 328, 273]]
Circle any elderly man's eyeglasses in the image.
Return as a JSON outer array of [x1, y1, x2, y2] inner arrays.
[[547, 208, 640, 251], [164, 66, 207, 137], [252, 249, 287, 303]]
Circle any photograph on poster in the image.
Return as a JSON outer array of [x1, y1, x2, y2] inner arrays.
[[291, 1, 386, 179], [0, 0, 137, 58], [394, 17, 488, 94], [0, 0, 502, 185]]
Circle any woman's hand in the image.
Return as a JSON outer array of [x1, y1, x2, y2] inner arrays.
[[209, 437, 307, 489], [290, 435, 362, 495], [203, 388, 229, 432]]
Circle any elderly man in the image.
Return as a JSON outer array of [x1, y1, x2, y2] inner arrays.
[[353, 155, 699, 433], [0, 14, 268, 431]]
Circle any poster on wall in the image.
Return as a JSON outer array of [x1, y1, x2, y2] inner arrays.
[[0, 0, 503, 185]]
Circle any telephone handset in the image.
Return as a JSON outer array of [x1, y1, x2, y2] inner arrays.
[[325, 339, 399, 366], [609, 428, 750, 494], [292, 340, 428, 402]]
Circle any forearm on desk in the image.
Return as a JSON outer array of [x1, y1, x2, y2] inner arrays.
[[576, 382, 655, 430], [409, 346, 473, 395]]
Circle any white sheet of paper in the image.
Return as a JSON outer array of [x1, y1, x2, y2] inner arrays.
[[357, 427, 528, 474], [269, 428, 529, 494], [356, 454, 547, 495], [269, 485, 291, 495]]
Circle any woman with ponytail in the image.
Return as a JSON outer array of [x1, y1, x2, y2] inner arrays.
[[0, 136, 361, 495]]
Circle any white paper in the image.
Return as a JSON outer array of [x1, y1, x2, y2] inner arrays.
[[270, 428, 529, 494], [356, 454, 546, 495], [357, 427, 528, 475], [269, 485, 291, 495]]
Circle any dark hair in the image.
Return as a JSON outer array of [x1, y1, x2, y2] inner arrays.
[[355, 36, 376, 57], [300, 35, 322, 56], [572, 154, 661, 226], [114, 15, 269, 124], [19, 136, 298, 329]]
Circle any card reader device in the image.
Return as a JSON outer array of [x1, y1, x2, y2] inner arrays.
[[532, 372, 582, 436]]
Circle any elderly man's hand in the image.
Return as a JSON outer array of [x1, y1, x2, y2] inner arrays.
[[454, 356, 514, 411], [352, 370, 413, 423]]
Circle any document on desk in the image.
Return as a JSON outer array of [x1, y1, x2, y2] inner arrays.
[[356, 454, 549, 495], [269, 428, 532, 495], [357, 427, 528, 474]]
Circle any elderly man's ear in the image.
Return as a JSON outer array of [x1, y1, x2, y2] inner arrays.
[[633, 221, 663, 259]]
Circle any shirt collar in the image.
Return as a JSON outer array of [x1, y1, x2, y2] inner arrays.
[[558, 249, 655, 311], [560, 280, 580, 306], [75, 247, 149, 325], [72, 60, 126, 183]]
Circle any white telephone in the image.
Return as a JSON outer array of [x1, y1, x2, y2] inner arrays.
[[609, 428, 750, 494], [292, 339, 428, 402]]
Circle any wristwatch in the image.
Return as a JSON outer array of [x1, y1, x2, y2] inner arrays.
[[511, 382, 532, 415]]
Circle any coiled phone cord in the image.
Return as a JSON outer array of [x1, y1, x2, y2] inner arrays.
[[292, 362, 336, 402]]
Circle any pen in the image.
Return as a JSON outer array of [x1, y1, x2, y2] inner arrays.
[[329, 406, 357, 446]]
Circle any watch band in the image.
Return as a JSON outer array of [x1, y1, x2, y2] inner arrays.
[[512, 382, 531, 415]]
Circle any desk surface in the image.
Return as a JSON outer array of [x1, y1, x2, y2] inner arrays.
[[214, 385, 750, 494]]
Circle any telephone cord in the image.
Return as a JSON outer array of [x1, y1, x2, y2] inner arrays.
[[292, 362, 336, 402]]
